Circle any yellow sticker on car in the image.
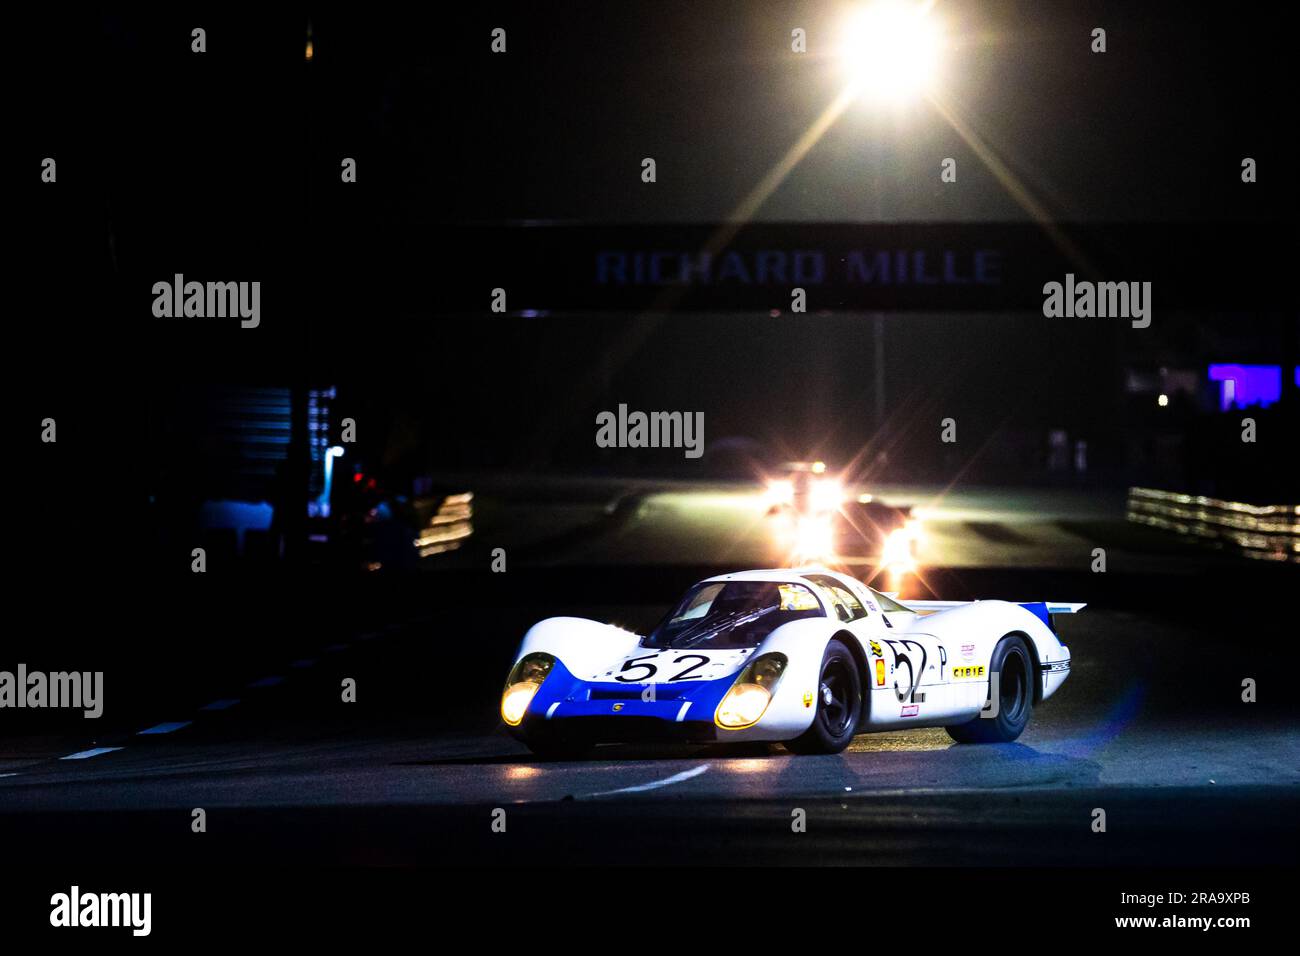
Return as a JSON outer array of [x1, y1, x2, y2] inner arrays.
[[953, 665, 986, 679]]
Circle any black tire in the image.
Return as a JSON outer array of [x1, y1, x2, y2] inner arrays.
[[945, 635, 1034, 743], [785, 639, 863, 755]]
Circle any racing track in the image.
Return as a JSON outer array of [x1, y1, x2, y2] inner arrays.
[[2, 599, 1297, 865], [3, 485, 1297, 865]]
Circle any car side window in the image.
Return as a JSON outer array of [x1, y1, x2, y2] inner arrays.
[[804, 575, 868, 623], [829, 586, 867, 622]]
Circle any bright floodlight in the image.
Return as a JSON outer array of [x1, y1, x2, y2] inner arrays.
[[839, 1, 942, 102]]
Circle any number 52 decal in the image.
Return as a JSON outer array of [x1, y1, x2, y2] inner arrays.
[[882, 639, 929, 703], [614, 654, 711, 682]]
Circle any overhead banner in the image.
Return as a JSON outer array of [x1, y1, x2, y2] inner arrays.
[[418, 221, 1295, 314]]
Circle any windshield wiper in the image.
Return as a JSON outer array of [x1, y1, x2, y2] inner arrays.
[[659, 608, 746, 647], [672, 605, 775, 649]]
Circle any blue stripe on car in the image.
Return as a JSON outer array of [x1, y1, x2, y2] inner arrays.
[[1017, 601, 1052, 628], [527, 658, 737, 724]]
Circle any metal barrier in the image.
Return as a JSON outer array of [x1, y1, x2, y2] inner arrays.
[[1126, 487, 1300, 563]]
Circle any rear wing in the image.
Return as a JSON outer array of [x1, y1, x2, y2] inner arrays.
[[904, 600, 1086, 616]]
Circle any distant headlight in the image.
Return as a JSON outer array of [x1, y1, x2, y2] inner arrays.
[[501, 653, 555, 726], [716, 653, 787, 729], [810, 478, 843, 512], [883, 523, 919, 574], [765, 479, 795, 507], [795, 513, 834, 558]]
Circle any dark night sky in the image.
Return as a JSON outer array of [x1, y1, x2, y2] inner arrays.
[[26, 2, 1288, 237], [15, 2, 1298, 487], [300, 0, 1289, 224]]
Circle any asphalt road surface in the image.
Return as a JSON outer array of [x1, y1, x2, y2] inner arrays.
[[2, 482, 1297, 865]]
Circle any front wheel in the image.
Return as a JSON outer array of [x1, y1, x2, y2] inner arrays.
[[945, 635, 1034, 743], [784, 639, 862, 755]]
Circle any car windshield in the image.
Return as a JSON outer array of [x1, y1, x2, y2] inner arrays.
[[643, 580, 825, 650]]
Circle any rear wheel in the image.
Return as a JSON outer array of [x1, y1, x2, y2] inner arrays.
[[945, 635, 1034, 743], [785, 639, 862, 755]]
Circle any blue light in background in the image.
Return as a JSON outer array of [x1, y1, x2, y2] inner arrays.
[[306, 387, 338, 517], [1208, 364, 1282, 411], [315, 445, 345, 519]]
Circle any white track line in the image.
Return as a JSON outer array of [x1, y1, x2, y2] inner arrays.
[[587, 763, 710, 798], [60, 747, 125, 760], [137, 721, 192, 735], [200, 698, 240, 711]]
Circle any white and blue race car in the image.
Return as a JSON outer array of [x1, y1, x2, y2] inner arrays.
[[501, 568, 1080, 757]]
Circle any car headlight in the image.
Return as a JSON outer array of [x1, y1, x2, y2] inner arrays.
[[501, 653, 555, 726], [716, 653, 787, 729]]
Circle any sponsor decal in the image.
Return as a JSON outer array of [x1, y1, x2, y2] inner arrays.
[[874, 659, 886, 687], [901, 704, 919, 717], [611, 702, 624, 712], [802, 691, 814, 708], [953, 665, 986, 679], [869, 640, 883, 657], [960, 643, 975, 660]]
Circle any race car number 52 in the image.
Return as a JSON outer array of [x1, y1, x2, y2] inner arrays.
[[615, 654, 710, 682]]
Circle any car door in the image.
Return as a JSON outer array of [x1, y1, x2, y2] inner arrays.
[[839, 579, 958, 723]]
